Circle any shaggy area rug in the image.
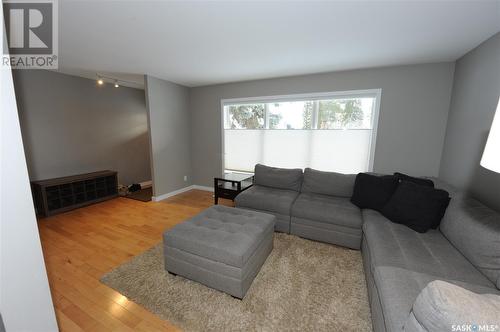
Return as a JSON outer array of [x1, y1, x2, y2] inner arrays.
[[100, 233, 372, 332]]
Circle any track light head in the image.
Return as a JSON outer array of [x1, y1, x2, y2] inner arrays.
[[96, 74, 133, 88]]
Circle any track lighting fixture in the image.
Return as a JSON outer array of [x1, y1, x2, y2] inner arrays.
[[95, 73, 136, 88]]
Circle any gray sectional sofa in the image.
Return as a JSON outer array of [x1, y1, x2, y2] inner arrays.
[[235, 164, 500, 332], [236, 165, 362, 249]]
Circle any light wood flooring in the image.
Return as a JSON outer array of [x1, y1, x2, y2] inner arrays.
[[38, 190, 232, 331]]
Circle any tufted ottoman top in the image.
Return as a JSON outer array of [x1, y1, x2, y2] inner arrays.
[[163, 205, 275, 268]]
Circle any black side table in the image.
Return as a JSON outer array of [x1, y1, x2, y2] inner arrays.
[[214, 173, 253, 204]]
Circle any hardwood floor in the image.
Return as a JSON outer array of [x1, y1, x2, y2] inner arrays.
[[38, 190, 232, 331]]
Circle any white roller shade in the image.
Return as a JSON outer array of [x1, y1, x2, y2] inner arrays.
[[224, 129, 372, 173]]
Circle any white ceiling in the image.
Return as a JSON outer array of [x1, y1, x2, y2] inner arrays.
[[58, 1, 500, 88]]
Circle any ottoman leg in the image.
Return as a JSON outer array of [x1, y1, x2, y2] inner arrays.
[[168, 271, 177, 277]]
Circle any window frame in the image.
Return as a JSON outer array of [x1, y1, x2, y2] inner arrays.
[[220, 89, 382, 174]]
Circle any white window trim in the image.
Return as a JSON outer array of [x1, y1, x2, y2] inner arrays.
[[220, 88, 382, 175]]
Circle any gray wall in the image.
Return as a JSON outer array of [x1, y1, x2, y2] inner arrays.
[[190, 63, 455, 186], [145, 75, 192, 197], [13, 70, 151, 185], [439, 33, 500, 211]]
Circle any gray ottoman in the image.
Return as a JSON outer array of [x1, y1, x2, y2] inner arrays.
[[163, 205, 275, 299]]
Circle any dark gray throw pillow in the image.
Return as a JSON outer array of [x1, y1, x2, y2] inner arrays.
[[350, 173, 399, 211], [382, 181, 451, 233], [394, 172, 434, 187]]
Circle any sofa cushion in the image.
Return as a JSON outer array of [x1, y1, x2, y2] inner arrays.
[[351, 173, 399, 211], [301, 168, 355, 197], [235, 206, 292, 233], [381, 181, 450, 232], [253, 164, 303, 191], [163, 205, 275, 268], [394, 172, 434, 187], [291, 217, 362, 249], [362, 209, 494, 288], [440, 194, 500, 287], [374, 266, 499, 332], [404, 280, 500, 332], [234, 185, 299, 216], [292, 192, 362, 229]]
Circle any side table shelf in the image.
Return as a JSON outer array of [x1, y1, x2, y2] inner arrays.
[[214, 173, 253, 204]]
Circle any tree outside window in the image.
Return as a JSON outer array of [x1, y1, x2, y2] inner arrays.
[[225, 98, 367, 130], [225, 104, 265, 129]]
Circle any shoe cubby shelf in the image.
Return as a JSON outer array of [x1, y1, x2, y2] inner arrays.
[[31, 170, 118, 217]]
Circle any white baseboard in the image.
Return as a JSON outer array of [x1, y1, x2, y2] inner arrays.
[[152, 186, 194, 202], [152, 184, 213, 202]]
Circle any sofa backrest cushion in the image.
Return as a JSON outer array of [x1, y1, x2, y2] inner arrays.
[[254, 164, 303, 191], [301, 168, 355, 197], [431, 178, 459, 197], [440, 194, 500, 287]]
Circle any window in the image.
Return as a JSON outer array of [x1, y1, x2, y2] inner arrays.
[[222, 90, 380, 174]]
